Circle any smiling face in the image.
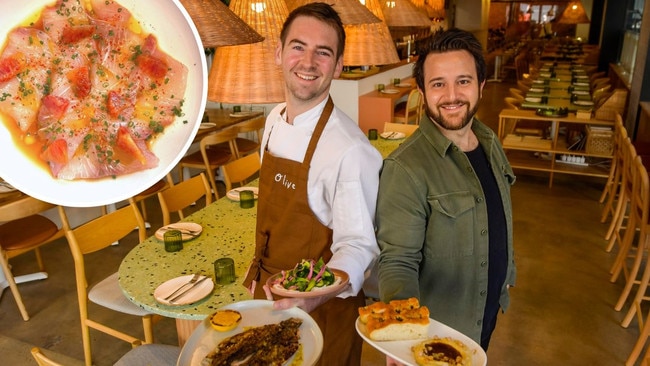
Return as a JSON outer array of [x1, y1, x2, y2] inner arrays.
[[421, 50, 485, 132], [275, 15, 343, 117]]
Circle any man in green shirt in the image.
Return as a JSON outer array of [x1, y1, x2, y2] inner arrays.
[[376, 28, 516, 353]]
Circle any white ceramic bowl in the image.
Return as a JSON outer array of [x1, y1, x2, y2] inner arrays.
[[0, 0, 207, 207]]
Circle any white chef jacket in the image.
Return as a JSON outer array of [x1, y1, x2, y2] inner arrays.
[[260, 97, 383, 297]]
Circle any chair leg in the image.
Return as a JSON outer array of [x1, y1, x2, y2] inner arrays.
[[142, 314, 154, 343], [0, 254, 30, 321], [34, 247, 46, 272], [81, 321, 93, 366], [621, 235, 650, 324], [610, 216, 639, 282], [605, 192, 629, 251], [626, 306, 650, 366]]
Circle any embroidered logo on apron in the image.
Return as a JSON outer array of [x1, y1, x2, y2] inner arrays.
[[274, 173, 297, 190]]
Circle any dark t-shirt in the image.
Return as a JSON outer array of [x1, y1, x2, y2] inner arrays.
[[466, 144, 507, 341]]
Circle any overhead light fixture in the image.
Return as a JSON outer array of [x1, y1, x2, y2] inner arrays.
[[557, 1, 590, 24]]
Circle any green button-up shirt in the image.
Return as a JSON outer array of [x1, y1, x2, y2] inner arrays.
[[376, 116, 516, 343]]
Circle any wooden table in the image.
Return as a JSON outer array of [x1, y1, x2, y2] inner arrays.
[[118, 181, 258, 345], [358, 79, 415, 134], [194, 109, 264, 142]]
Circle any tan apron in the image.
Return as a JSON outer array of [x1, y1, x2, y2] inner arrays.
[[243, 97, 365, 365]]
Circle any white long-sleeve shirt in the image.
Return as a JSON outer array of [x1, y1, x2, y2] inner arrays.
[[261, 98, 383, 297]]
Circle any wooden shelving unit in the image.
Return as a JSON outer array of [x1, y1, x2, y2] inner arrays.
[[498, 109, 615, 187]]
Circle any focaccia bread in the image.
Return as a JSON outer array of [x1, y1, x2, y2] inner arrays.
[[358, 298, 430, 341], [412, 336, 473, 366]]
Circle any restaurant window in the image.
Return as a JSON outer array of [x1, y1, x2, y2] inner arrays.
[[619, 0, 644, 73]]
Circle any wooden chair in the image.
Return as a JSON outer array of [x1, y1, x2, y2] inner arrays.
[[31, 342, 180, 366], [605, 138, 637, 252], [222, 151, 262, 192], [130, 174, 173, 225], [393, 89, 422, 125], [0, 195, 64, 321], [383, 122, 419, 137], [509, 87, 525, 101], [600, 116, 627, 215], [517, 79, 532, 92], [158, 172, 213, 226], [503, 96, 521, 110], [611, 155, 649, 315], [30, 347, 64, 366], [58, 202, 155, 366], [233, 116, 265, 157], [627, 316, 650, 366], [178, 128, 239, 200]]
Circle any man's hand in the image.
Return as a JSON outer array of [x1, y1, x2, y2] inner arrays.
[[262, 283, 350, 314]]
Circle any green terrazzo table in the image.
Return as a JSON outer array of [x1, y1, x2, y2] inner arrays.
[[370, 137, 403, 158], [118, 182, 258, 333]]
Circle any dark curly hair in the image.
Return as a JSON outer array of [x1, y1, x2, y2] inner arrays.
[[280, 2, 345, 60], [413, 28, 487, 90]]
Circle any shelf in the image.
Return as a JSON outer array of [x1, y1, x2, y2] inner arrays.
[[499, 109, 614, 187]]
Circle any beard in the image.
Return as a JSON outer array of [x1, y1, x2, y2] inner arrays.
[[424, 100, 479, 131]]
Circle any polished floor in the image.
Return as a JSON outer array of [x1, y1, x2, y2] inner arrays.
[[0, 81, 645, 365]]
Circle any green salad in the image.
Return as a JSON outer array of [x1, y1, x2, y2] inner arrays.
[[273, 258, 336, 292]]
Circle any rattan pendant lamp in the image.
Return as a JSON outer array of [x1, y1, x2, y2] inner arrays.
[[207, 0, 289, 104], [343, 0, 399, 67], [285, 0, 381, 25], [381, 0, 432, 28], [179, 0, 264, 47], [557, 1, 591, 24]]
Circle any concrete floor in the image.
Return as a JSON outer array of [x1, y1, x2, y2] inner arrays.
[[0, 81, 644, 365]]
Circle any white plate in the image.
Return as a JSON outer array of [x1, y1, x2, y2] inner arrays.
[[574, 101, 595, 106], [198, 123, 216, 130], [532, 80, 544, 84], [356, 317, 486, 366], [154, 275, 214, 306], [226, 187, 259, 201], [176, 300, 324, 366], [381, 89, 400, 94], [575, 75, 589, 79], [267, 268, 349, 298], [525, 97, 542, 103], [380, 131, 406, 140], [572, 91, 590, 95], [396, 83, 412, 88], [155, 223, 203, 241], [0, 0, 207, 207], [573, 82, 589, 86], [529, 88, 544, 93]]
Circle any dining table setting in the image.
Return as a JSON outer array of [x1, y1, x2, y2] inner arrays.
[[520, 63, 595, 113], [115, 134, 490, 366]]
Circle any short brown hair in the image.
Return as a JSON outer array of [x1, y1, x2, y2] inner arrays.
[[279, 2, 346, 60], [414, 28, 487, 90]]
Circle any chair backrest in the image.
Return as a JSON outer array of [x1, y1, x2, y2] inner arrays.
[[158, 172, 213, 225], [503, 97, 521, 110], [30, 347, 63, 366], [0, 195, 56, 222], [235, 116, 265, 154], [509, 88, 524, 101], [394, 89, 422, 125], [222, 152, 262, 192], [383, 122, 419, 137], [200, 128, 240, 166], [60, 201, 146, 258]]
